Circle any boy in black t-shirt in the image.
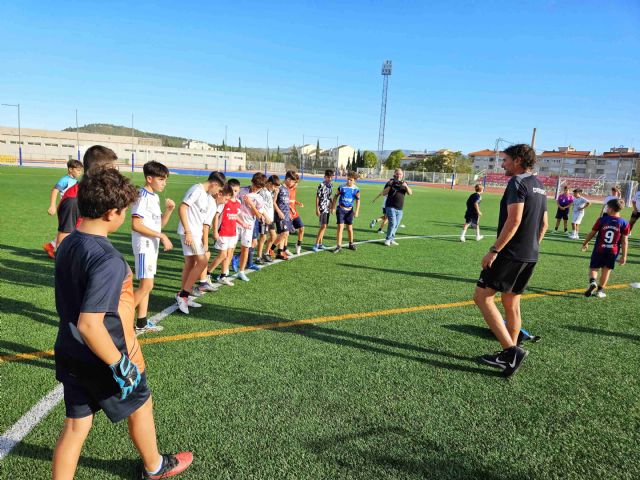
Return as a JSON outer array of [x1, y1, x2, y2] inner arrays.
[[52, 168, 192, 479], [460, 184, 484, 242]]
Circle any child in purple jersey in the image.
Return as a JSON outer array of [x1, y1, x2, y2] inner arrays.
[[581, 198, 629, 298], [554, 185, 574, 233]]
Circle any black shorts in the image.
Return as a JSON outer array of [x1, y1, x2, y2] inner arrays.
[[319, 212, 330, 225], [62, 371, 151, 423], [477, 255, 537, 295], [58, 197, 79, 233], [268, 222, 276, 231], [336, 207, 354, 225], [555, 207, 569, 220], [275, 217, 294, 234], [464, 211, 479, 226], [258, 221, 272, 235], [590, 250, 618, 270], [292, 216, 304, 230]]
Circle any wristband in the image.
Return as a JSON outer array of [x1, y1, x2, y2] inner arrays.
[[489, 246, 499, 254]]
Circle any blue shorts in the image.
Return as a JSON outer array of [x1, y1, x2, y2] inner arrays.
[[252, 219, 260, 240], [590, 250, 618, 270], [275, 216, 294, 234], [336, 207, 355, 225], [62, 371, 151, 423], [292, 216, 304, 230]]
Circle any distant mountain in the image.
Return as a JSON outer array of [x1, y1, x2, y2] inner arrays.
[[64, 123, 194, 148]]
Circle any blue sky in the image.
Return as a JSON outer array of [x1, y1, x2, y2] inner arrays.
[[1, 0, 638, 154]]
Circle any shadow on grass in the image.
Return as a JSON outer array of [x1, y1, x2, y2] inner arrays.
[[0, 296, 58, 327], [565, 325, 639, 342], [442, 324, 495, 341], [0, 339, 55, 370], [7, 442, 138, 480]]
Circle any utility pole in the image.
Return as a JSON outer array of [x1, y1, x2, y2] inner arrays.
[[131, 113, 135, 173], [531, 127, 537, 148], [75, 109, 80, 160], [377, 60, 392, 160]]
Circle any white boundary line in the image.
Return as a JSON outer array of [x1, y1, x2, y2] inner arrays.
[[0, 233, 460, 461]]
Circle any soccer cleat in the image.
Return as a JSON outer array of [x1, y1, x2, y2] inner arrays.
[[584, 282, 597, 297], [390, 240, 399, 246], [267, 248, 275, 258], [476, 235, 484, 241], [237, 272, 250, 282], [376, 228, 383, 234], [43, 242, 55, 259], [175, 295, 189, 315], [295, 245, 302, 255], [142, 452, 193, 479], [198, 277, 218, 292], [333, 246, 342, 254], [479, 351, 506, 370], [312, 245, 321, 252], [348, 243, 357, 251], [218, 276, 234, 286], [187, 297, 202, 308], [399, 224, 406, 228], [276, 251, 289, 260], [231, 254, 239, 273], [262, 253, 274, 263], [369, 219, 376, 229], [459, 236, 466, 242], [319, 244, 327, 250], [190, 287, 204, 297], [595, 290, 606, 298], [135, 321, 164, 336], [248, 263, 261, 271], [384, 240, 391, 246], [254, 257, 264, 265], [502, 346, 529, 377]]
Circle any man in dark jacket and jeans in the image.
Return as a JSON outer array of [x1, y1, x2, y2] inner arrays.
[[383, 168, 412, 246]]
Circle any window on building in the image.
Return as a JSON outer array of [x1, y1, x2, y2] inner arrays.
[[596, 169, 605, 174], [28, 142, 41, 145], [596, 159, 606, 165], [45, 143, 58, 147], [575, 168, 586, 174], [62, 144, 75, 148]]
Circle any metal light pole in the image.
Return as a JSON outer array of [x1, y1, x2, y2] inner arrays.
[[2, 103, 21, 165], [75, 109, 80, 160], [131, 113, 135, 172]]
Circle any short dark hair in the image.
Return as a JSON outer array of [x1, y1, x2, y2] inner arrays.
[[143, 161, 169, 178], [285, 170, 298, 181], [220, 185, 234, 197], [83, 145, 118, 173], [324, 169, 334, 177], [268, 175, 280, 186], [67, 159, 83, 169], [503, 144, 537, 170], [78, 168, 139, 219], [208, 171, 225, 186], [211, 170, 226, 181], [573, 188, 582, 194], [227, 178, 241, 189], [347, 170, 358, 179], [251, 172, 267, 188], [474, 184, 483, 192], [606, 198, 624, 212]]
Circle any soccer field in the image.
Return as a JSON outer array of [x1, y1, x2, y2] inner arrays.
[[1, 166, 638, 480]]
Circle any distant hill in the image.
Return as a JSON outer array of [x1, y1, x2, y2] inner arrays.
[[64, 123, 193, 148]]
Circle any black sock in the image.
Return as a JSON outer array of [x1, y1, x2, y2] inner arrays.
[[219, 273, 226, 278], [589, 278, 597, 284], [597, 286, 604, 291], [248, 248, 254, 266], [179, 290, 190, 298], [136, 316, 147, 329], [296, 240, 301, 246]]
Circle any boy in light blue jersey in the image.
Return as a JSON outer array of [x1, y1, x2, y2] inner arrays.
[[331, 171, 360, 253]]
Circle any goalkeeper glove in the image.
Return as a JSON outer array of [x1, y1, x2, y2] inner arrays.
[[109, 353, 141, 400]]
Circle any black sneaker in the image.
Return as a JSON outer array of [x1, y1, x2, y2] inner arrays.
[[348, 243, 357, 251], [479, 351, 506, 370], [142, 452, 193, 479], [333, 246, 342, 254], [254, 257, 264, 265], [584, 282, 597, 297], [263, 254, 273, 263], [480, 346, 528, 377]]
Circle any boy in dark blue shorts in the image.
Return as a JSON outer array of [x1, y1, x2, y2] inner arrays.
[[52, 166, 192, 479], [460, 184, 484, 242], [581, 198, 629, 298], [331, 171, 360, 253]]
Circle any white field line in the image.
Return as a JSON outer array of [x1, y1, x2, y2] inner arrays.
[[0, 233, 457, 461]]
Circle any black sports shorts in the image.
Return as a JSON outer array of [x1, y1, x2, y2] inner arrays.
[[58, 197, 79, 233], [555, 207, 569, 220], [477, 254, 537, 295], [318, 212, 330, 225]]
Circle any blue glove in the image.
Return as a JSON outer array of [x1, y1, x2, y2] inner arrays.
[[109, 353, 141, 400]]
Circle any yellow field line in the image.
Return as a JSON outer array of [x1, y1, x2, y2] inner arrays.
[[0, 283, 631, 364]]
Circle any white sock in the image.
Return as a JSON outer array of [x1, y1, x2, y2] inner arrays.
[[51, 240, 57, 248], [147, 456, 164, 475], [460, 229, 466, 237]]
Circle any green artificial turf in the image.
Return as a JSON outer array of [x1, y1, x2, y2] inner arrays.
[[0, 166, 639, 479]]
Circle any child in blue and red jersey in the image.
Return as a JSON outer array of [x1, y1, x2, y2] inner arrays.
[[554, 185, 574, 233], [331, 171, 360, 253], [581, 198, 629, 298]]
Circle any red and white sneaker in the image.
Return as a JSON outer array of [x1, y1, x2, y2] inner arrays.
[[175, 294, 189, 315], [43, 242, 55, 259], [142, 452, 193, 479]]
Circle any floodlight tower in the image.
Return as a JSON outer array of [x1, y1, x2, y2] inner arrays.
[[377, 60, 392, 154]]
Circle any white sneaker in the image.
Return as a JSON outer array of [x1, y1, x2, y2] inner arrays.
[[218, 276, 235, 286], [176, 295, 189, 314], [595, 291, 606, 298], [384, 240, 391, 246], [369, 219, 376, 229], [630, 282, 640, 289], [190, 287, 204, 297], [460, 236, 466, 242], [399, 224, 406, 228], [135, 321, 164, 336], [187, 297, 202, 307], [197, 277, 218, 292], [390, 240, 399, 246], [476, 235, 484, 241], [295, 245, 302, 255], [237, 271, 250, 282]]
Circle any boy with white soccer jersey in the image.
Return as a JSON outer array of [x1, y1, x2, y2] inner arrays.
[[569, 189, 591, 239], [208, 180, 245, 286], [601, 186, 621, 216], [236, 173, 267, 282], [582, 198, 629, 298], [175, 172, 225, 314], [629, 187, 640, 231], [255, 175, 278, 264], [131, 161, 175, 334], [44, 159, 84, 258], [313, 169, 334, 252], [332, 171, 361, 253]]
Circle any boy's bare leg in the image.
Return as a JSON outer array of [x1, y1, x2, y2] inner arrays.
[[134, 278, 154, 317], [347, 225, 354, 244], [180, 257, 193, 290], [127, 397, 162, 474], [55, 231, 71, 249], [501, 293, 522, 345], [589, 268, 599, 282], [52, 415, 93, 480], [473, 287, 514, 349], [239, 246, 249, 271], [257, 234, 266, 257], [209, 251, 227, 274], [222, 249, 234, 274], [297, 227, 304, 243], [266, 230, 276, 253], [199, 251, 211, 281], [316, 224, 327, 245], [599, 267, 612, 289], [336, 224, 344, 247], [181, 255, 207, 292]]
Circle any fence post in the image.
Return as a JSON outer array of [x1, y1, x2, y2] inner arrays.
[[450, 173, 455, 190], [483, 174, 487, 189], [224, 159, 227, 176], [131, 152, 135, 173]]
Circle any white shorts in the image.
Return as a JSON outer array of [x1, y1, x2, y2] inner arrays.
[[572, 212, 585, 224], [214, 235, 238, 251], [180, 235, 205, 256], [134, 251, 158, 279], [237, 225, 254, 248]]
